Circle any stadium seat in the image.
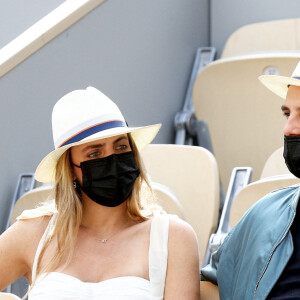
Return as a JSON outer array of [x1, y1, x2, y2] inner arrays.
[[141, 144, 220, 266], [11, 182, 184, 224], [150, 182, 185, 219], [222, 18, 300, 58], [260, 146, 290, 179], [0, 293, 22, 300], [192, 53, 300, 190], [230, 175, 300, 228], [10, 185, 53, 225]]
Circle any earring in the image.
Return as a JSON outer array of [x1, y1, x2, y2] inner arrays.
[[73, 180, 77, 189]]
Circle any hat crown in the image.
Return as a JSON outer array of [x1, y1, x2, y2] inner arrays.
[[52, 87, 125, 149]]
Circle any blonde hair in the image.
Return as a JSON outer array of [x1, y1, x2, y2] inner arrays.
[[30, 134, 158, 290]]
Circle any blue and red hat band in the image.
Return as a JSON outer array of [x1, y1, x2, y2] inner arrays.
[[58, 120, 127, 148]]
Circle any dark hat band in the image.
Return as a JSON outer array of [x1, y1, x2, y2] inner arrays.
[[58, 120, 127, 148]]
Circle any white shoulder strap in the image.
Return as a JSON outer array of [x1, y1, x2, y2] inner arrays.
[[149, 214, 170, 300], [31, 214, 56, 283]]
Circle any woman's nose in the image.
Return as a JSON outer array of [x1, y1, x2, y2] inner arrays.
[[284, 115, 300, 136], [105, 146, 115, 157]]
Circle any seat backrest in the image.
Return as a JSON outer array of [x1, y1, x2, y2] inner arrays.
[[150, 182, 185, 219], [230, 175, 300, 228], [192, 53, 300, 190], [141, 144, 220, 266], [0, 293, 22, 300], [260, 146, 290, 179], [10, 185, 53, 225], [222, 19, 300, 58], [12, 182, 184, 221]]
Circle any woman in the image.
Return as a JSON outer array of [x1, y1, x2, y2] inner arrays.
[[0, 87, 200, 299]]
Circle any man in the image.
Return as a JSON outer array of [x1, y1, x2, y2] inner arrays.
[[201, 60, 300, 299]]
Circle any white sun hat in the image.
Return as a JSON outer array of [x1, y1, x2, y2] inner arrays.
[[35, 86, 161, 183], [259, 60, 300, 99]]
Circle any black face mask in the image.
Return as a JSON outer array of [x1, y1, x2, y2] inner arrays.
[[73, 152, 140, 207], [283, 135, 300, 178]]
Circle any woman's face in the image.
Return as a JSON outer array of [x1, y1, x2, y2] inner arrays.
[[70, 134, 132, 184]]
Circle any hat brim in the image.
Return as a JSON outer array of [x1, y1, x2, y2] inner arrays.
[[35, 123, 161, 183], [259, 75, 300, 99]]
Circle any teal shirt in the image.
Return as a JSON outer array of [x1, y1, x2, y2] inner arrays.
[[201, 185, 300, 300]]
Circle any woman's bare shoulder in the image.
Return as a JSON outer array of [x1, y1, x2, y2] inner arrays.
[[10, 204, 57, 245], [167, 216, 199, 273], [16, 214, 51, 233], [165, 216, 200, 299], [2, 214, 52, 250], [16, 202, 57, 221], [168, 216, 198, 245]]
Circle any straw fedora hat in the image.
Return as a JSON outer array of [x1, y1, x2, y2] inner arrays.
[[259, 60, 300, 99], [35, 87, 161, 183]]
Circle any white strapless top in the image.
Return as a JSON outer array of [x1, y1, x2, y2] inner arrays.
[[31, 273, 150, 300], [21, 209, 171, 300]]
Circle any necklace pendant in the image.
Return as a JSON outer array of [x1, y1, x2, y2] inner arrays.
[[100, 239, 108, 243]]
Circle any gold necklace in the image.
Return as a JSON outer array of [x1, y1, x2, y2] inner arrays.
[[80, 222, 130, 243]]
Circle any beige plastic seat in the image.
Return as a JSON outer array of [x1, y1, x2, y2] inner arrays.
[[200, 281, 220, 300], [0, 293, 22, 300], [151, 182, 185, 219], [141, 144, 220, 266], [222, 18, 300, 58], [230, 175, 300, 228], [10, 185, 53, 225], [260, 146, 290, 179], [11, 182, 185, 222], [192, 53, 300, 190]]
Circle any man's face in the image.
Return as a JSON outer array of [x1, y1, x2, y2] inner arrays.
[[282, 85, 300, 136]]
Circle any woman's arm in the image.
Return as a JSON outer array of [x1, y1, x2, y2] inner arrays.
[[0, 221, 31, 291], [164, 218, 200, 299], [0, 217, 48, 291]]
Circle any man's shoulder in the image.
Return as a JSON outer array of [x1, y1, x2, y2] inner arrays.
[[201, 183, 300, 294], [214, 183, 299, 258]]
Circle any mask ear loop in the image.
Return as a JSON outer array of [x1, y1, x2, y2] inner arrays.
[[71, 162, 81, 168], [69, 153, 82, 192], [69, 149, 81, 168]]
